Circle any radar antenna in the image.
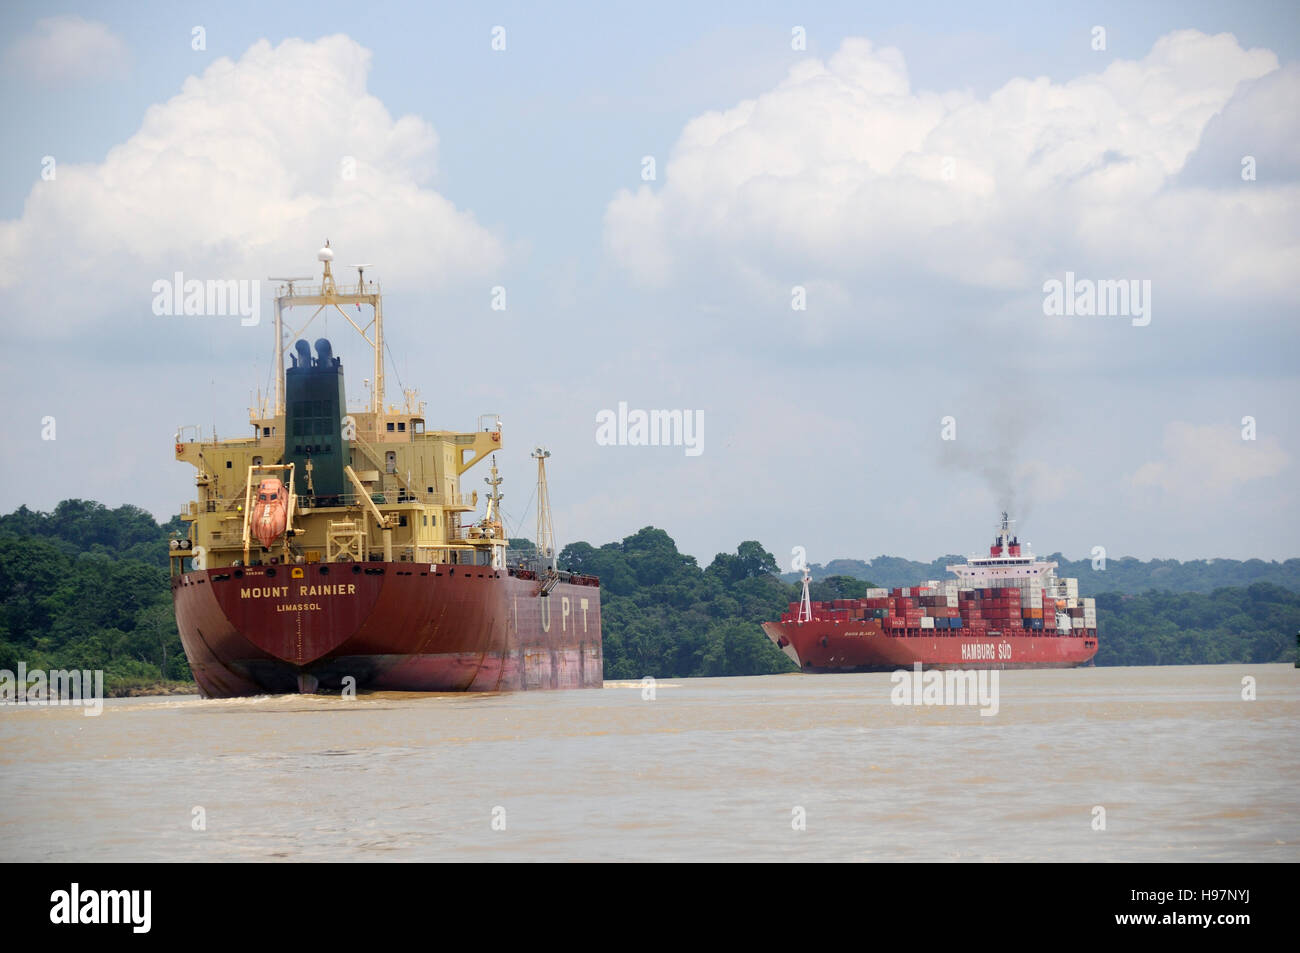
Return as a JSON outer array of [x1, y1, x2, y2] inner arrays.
[[268, 277, 312, 293]]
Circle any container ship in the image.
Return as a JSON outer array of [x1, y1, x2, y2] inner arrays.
[[169, 244, 602, 697], [762, 515, 1098, 671]]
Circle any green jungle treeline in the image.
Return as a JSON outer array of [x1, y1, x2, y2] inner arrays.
[[0, 501, 1295, 690]]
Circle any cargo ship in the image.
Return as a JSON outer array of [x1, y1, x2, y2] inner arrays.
[[169, 244, 602, 697], [762, 515, 1098, 671]]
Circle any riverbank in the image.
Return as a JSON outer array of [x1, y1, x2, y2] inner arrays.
[[105, 678, 198, 698]]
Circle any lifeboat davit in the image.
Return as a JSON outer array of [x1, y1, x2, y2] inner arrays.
[[252, 478, 288, 550]]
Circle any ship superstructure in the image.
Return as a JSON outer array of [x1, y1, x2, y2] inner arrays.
[[173, 244, 509, 571]]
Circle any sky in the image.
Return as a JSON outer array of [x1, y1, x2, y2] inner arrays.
[[0, 0, 1297, 567]]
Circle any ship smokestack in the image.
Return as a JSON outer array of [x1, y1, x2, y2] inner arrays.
[[284, 337, 348, 502]]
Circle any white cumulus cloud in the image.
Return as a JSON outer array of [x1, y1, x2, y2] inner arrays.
[[604, 30, 1294, 306], [0, 34, 504, 335]]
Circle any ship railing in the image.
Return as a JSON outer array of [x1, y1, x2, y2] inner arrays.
[[273, 281, 378, 299], [290, 490, 471, 509], [199, 496, 251, 513], [195, 488, 471, 514]]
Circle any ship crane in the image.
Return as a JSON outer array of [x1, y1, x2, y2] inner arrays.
[[532, 447, 563, 594]]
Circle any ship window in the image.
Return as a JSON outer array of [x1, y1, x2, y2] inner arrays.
[[399, 516, 408, 527], [398, 422, 406, 432], [387, 422, 395, 432], [262, 427, 271, 437], [226, 461, 232, 468], [431, 515, 436, 526]]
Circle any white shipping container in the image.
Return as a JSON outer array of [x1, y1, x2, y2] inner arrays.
[[946, 595, 958, 607], [921, 616, 935, 629]]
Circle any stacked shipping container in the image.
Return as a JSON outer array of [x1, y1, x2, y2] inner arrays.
[[781, 586, 1097, 638]]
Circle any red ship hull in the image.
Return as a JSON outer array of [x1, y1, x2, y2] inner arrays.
[[761, 619, 1097, 671], [172, 562, 602, 697]]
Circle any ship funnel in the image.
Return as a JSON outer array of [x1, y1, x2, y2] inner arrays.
[[285, 337, 349, 502]]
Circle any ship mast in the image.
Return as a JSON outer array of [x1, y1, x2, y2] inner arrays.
[[797, 567, 813, 623], [269, 242, 385, 418], [532, 447, 556, 570], [997, 511, 1016, 554], [484, 457, 504, 528]]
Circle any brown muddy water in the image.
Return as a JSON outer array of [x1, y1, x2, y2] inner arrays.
[[1, 663, 1296, 861]]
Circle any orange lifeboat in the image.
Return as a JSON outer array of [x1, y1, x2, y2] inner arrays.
[[251, 478, 288, 550]]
